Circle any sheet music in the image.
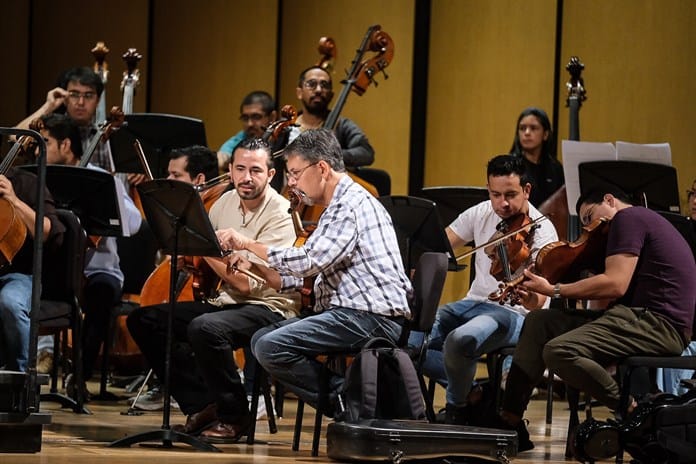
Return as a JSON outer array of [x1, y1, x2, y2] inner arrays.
[[561, 140, 616, 213], [615, 141, 672, 166]]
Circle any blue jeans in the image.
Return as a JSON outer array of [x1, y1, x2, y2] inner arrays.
[[423, 299, 524, 406], [0, 273, 33, 371], [251, 308, 402, 408], [656, 341, 696, 395]]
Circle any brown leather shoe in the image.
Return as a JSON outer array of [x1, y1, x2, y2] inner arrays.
[[172, 403, 218, 436], [199, 415, 252, 444]]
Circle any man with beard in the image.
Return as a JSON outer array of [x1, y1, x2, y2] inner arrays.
[[289, 66, 374, 168], [127, 138, 299, 443]]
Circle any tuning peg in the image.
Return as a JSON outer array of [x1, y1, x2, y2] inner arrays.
[[381, 69, 390, 80]]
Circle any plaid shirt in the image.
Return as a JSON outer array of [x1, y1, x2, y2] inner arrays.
[[79, 125, 115, 172], [268, 175, 412, 318]]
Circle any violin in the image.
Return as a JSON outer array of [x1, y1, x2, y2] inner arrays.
[[263, 104, 298, 158], [491, 217, 610, 306], [288, 188, 318, 312], [485, 213, 540, 303]]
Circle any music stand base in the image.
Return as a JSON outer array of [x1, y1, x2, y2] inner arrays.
[[108, 428, 221, 452], [39, 393, 91, 415]]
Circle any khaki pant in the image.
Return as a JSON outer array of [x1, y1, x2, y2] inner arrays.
[[503, 305, 685, 415]]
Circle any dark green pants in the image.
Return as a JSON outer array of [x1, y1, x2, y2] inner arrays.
[[503, 305, 685, 415]]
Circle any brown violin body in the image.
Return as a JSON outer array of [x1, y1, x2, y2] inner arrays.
[[0, 198, 28, 268]]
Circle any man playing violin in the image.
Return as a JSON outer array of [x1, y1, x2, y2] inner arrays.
[[419, 154, 557, 433], [127, 138, 299, 443], [289, 66, 374, 168], [492, 187, 695, 452], [221, 128, 412, 417], [39, 113, 142, 399]]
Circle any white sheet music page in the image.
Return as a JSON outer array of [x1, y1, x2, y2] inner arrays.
[[561, 140, 616, 213], [615, 141, 672, 166]]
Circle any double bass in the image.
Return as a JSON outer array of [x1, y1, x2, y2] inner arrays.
[[538, 56, 588, 242]]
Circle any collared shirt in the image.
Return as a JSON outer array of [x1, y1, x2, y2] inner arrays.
[[267, 175, 413, 318], [208, 186, 299, 319]]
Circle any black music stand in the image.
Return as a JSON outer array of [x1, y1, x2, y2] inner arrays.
[[108, 180, 221, 452], [19, 165, 123, 237], [578, 161, 680, 214], [419, 186, 489, 227], [379, 195, 462, 272], [109, 113, 207, 179]]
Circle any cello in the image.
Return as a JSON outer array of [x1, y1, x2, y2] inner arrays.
[[0, 133, 39, 267]]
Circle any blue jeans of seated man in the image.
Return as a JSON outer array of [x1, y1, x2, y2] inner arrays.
[[251, 308, 403, 409], [0, 273, 33, 371], [656, 341, 696, 396], [423, 299, 524, 406]]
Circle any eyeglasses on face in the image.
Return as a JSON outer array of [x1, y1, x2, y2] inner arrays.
[[239, 113, 266, 123], [302, 79, 332, 91], [67, 91, 97, 101], [285, 162, 318, 181], [687, 189, 696, 199], [580, 204, 596, 226]]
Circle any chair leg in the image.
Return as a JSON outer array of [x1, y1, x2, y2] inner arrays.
[[292, 399, 304, 451], [247, 364, 278, 445], [546, 370, 554, 425], [565, 385, 580, 458], [311, 363, 330, 457], [418, 372, 436, 422], [274, 382, 285, 417]]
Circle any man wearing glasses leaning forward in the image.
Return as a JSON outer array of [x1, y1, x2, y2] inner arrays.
[[486, 186, 695, 453], [16, 67, 114, 173], [221, 128, 411, 418], [289, 66, 375, 168]]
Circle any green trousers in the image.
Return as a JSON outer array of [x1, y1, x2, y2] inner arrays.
[[503, 305, 686, 415]]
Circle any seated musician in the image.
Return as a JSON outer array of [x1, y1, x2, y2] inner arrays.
[[17, 67, 114, 173], [221, 129, 412, 418], [289, 66, 375, 168], [39, 113, 142, 399], [418, 154, 557, 427], [127, 138, 299, 443], [492, 187, 695, 452], [0, 136, 65, 372], [217, 91, 277, 171], [509, 107, 564, 207]]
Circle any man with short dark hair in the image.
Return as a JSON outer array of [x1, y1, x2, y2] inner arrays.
[[290, 66, 374, 168], [492, 187, 696, 453]]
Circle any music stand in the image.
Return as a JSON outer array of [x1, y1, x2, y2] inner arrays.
[[379, 196, 462, 272], [108, 180, 221, 452], [109, 113, 207, 179], [578, 161, 681, 213], [419, 186, 489, 227], [19, 165, 123, 237]]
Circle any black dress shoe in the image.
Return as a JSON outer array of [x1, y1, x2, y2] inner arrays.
[[199, 415, 252, 444], [172, 403, 218, 436]]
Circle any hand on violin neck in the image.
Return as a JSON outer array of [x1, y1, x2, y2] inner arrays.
[[521, 266, 554, 297]]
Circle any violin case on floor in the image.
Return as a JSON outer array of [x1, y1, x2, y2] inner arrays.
[[326, 419, 517, 463]]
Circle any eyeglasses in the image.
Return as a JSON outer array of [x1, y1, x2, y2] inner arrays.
[[580, 204, 596, 226], [239, 113, 266, 123], [285, 162, 318, 181], [687, 189, 695, 199], [67, 91, 97, 101], [302, 79, 332, 91]]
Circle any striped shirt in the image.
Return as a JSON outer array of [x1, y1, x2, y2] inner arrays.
[[267, 175, 412, 318]]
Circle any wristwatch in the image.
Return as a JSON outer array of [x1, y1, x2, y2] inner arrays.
[[552, 283, 562, 299]]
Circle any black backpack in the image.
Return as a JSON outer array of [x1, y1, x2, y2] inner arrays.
[[339, 338, 426, 422]]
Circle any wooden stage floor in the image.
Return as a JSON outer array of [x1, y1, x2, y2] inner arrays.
[[3, 379, 621, 463]]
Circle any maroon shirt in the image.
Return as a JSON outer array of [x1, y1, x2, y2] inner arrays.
[[607, 206, 695, 341]]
